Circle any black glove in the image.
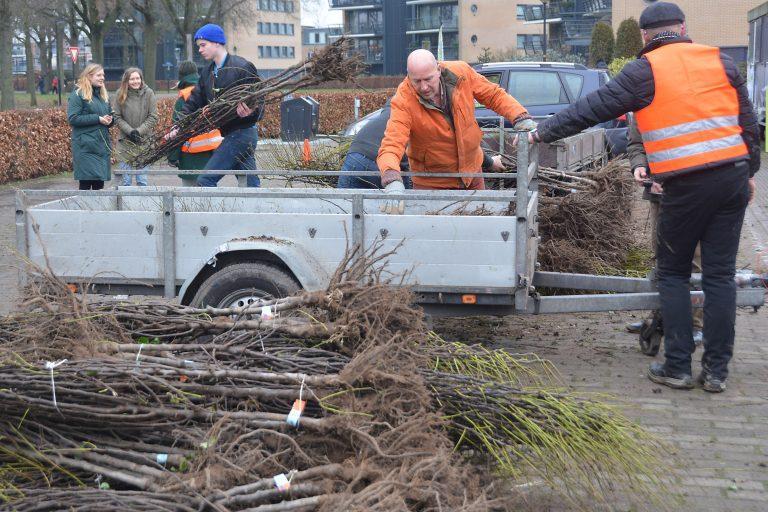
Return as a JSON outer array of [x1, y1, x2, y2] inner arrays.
[[129, 129, 141, 143]]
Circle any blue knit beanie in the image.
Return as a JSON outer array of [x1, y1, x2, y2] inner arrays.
[[194, 24, 226, 45]]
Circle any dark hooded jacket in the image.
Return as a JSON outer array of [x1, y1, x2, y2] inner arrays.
[[181, 53, 263, 136], [537, 36, 760, 178]]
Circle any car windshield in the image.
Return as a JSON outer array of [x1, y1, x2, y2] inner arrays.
[[506, 71, 569, 106]]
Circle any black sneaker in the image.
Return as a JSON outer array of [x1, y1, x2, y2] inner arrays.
[[697, 372, 726, 393], [647, 362, 694, 389]]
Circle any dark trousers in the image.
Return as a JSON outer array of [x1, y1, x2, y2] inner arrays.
[[657, 161, 750, 379], [337, 152, 412, 189], [198, 126, 259, 187], [78, 180, 104, 190]]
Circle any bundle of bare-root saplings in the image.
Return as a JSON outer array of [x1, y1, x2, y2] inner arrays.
[[0, 254, 671, 511], [126, 38, 366, 169]]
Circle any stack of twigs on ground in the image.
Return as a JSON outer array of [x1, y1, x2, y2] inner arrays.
[[0, 251, 670, 511], [126, 38, 365, 169]]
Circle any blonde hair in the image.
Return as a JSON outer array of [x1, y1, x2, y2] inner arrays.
[[75, 63, 108, 102], [117, 67, 143, 105]]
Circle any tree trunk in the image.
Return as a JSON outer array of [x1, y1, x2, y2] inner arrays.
[[0, 0, 15, 110], [185, 32, 193, 61], [91, 27, 104, 65], [39, 33, 51, 94], [69, 22, 80, 85], [143, 20, 158, 89], [23, 23, 37, 107]]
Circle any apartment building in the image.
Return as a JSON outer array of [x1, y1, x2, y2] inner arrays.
[[229, 0, 302, 78], [613, 0, 762, 63], [329, 0, 591, 74], [302, 25, 344, 60]]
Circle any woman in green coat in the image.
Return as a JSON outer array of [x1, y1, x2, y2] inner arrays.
[[67, 63, 114, 190], [168, 61, 218, 186]]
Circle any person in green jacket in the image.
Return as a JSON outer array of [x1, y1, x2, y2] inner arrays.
[[67, 63, 114, 190], [112, 67, 158, 186], [168, 61, 218, 186]]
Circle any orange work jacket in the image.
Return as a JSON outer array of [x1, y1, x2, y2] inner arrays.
[[179, 87, 223, 153], [635, 43, 748, 178], [377, 61, 528, 189]]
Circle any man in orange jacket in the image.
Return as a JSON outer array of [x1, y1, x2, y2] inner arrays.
[[529, 2, 760, 393], [376, 49, 535, 213]]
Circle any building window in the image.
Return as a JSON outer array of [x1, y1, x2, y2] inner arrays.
[[258, 45, 264, 58], [516, 6, 525, 20]]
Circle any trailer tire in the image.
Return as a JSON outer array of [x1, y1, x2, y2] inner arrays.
[[190, 262, 301, 308]]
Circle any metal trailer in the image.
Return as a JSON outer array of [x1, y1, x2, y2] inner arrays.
[[15, 140, 766, 326]]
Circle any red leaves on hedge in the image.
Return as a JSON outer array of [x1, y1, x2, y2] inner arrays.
[[0, 109, 72, 184], [1, 91, 391, 185]]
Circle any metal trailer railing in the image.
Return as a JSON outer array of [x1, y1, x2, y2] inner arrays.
[[16, 138, 766, 318]]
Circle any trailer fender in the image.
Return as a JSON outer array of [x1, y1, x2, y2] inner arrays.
[[179, 239, 330, 304]]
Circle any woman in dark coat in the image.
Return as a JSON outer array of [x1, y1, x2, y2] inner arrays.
[[67, 63, 114, 190]]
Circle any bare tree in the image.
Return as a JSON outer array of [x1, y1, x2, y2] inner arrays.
[[20, 16, 38, 106], [160, 0, 257, 61], [0, 0, 18, 110], [131, 0, 162, 88], [71, 0, 124, 64]]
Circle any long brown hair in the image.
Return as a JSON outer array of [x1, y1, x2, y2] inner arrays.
[[117, 67, 143, 105], [75, 63, 108, 103]]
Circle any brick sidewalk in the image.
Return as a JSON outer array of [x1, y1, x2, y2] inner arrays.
[[2, 162, 768, 510]]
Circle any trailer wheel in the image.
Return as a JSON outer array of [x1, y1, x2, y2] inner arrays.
[[190, 262, 300, 308], [638, 314, 663, 356]]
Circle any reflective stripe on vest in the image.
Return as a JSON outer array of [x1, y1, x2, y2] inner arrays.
[[179, 86, 223, 154], [182, 132, 224, 153], [635, 43, 747, 176]]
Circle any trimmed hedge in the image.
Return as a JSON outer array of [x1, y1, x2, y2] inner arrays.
[[0, 91, 392, 185]]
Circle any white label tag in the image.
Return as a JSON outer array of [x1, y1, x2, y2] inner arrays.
[[273, 473, 290, 491], [261, 305, 274, 321]]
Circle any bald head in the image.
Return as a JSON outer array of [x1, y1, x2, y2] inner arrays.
[[407, 49, 438, 75], [407, 49, 441, 103]]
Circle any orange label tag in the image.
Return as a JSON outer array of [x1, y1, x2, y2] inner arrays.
[[286, 399, 306, 427]]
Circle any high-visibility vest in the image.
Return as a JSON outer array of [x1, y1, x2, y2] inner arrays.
[[635, 43, 748, 177], [179, 86, 223, 154]]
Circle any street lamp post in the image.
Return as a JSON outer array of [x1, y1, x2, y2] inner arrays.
[[541, 0, 549, 61]]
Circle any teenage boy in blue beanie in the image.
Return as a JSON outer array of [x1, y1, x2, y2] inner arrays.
[[180, 23, 264, 187]]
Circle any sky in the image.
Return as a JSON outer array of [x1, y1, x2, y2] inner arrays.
[[301, 1, 343, 27]]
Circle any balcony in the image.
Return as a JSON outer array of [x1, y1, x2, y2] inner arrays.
[[346, 21, 383, 36], [584, 0, 611, 17], [329, 0, 382, 9], [407, 44, 459, 61], [352, 48, 384, 63], [406, 16, 458, 33]]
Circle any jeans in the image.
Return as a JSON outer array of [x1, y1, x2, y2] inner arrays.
[[118, 161, 148, 186], [656, 162, 750, 380], [337, 152, 412, 189], [198, 126, 260, 187]]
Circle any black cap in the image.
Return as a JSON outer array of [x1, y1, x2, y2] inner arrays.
[[639, 1, 685, 29]]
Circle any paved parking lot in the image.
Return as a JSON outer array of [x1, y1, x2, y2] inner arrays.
[[1, 164, 767, 510]]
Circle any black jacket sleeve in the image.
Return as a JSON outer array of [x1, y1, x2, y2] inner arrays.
[[721, 53, 761, 176], [537, 58, 655, 143]]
